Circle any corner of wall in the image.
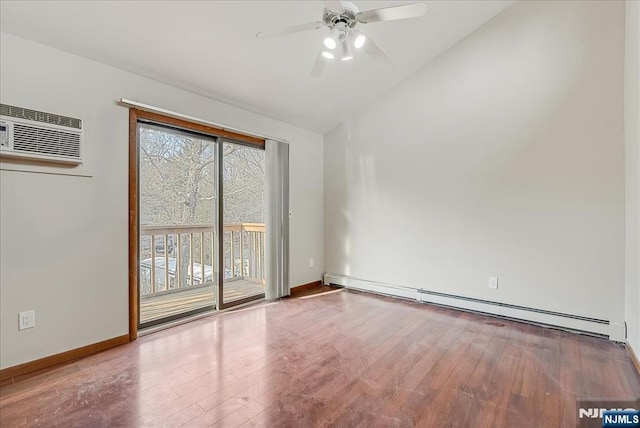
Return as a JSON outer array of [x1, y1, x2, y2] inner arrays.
[[624, 0, 640, 352]]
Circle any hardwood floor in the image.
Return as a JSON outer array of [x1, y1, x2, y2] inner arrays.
[[1, 289, 638, 427], [288, 283, 336, 298]]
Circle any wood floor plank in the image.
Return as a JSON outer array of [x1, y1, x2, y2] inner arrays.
[[2, 287, 639, 428]]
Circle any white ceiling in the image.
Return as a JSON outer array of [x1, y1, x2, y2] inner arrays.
[[0, 1, 514, 133]]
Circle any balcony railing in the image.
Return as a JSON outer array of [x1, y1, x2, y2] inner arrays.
[[139, 223, 265, 298]]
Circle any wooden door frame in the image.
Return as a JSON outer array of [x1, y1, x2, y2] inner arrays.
[[128, 108, 264, 340]]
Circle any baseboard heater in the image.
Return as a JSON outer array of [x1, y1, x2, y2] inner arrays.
[[323, 273, 625, 341]]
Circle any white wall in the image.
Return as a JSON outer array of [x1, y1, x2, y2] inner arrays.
[[325, 1, 625, 327], [625, 0, 640, 352], [0, 33, 324, 369]]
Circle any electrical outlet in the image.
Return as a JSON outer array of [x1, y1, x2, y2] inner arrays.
[[488, 277, 499, 289], [19, 310, 35, 330], [309, 258, 314, 268]]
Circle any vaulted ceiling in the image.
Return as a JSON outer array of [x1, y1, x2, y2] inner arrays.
[[0, 1, 514, 133]]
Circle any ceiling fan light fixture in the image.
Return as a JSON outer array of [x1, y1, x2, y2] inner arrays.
[[354, 34, 366, 49], [322, 51, 335, 59], [324, 28, 338, 49], [324, 37, 337, 50], [341, 36, 353, 61]]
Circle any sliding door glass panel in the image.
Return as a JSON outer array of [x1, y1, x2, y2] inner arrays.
[[220, 142, 266, 308], [138, 123, 218, 327]]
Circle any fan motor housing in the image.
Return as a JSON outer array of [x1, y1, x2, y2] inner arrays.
[[323, 1, 359, 29]]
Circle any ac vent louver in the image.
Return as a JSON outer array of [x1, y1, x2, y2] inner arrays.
[[0, 104, 83, 165], [0, 104, 82, 129], [13, 124, 81, 158]]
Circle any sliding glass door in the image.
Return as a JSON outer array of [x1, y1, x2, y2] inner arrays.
[[136, 122, 266, 328], [219, 141, 266, 309], [137, 123, 218, 327]]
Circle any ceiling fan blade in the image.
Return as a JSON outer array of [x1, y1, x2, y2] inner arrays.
[[323, 1, 344, 13], [356, 3, 427, 24], [256, 21, 326, 39], [361, 33, 393, 66], [311, 48, 327, 78], [311, 50, 327, 78]]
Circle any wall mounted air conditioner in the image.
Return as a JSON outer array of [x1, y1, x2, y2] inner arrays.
[[0, 104, 83, 165]]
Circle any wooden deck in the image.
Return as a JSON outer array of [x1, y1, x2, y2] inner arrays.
[[140, 279, 264, 323]]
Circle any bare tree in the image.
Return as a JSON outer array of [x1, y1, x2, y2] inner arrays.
[[139, 126, 265, 287]]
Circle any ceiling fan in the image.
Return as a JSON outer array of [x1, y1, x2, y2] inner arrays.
[[256, 1, 427, 77]]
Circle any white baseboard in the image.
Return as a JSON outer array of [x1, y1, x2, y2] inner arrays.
[[323, 273, 624, 341]]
